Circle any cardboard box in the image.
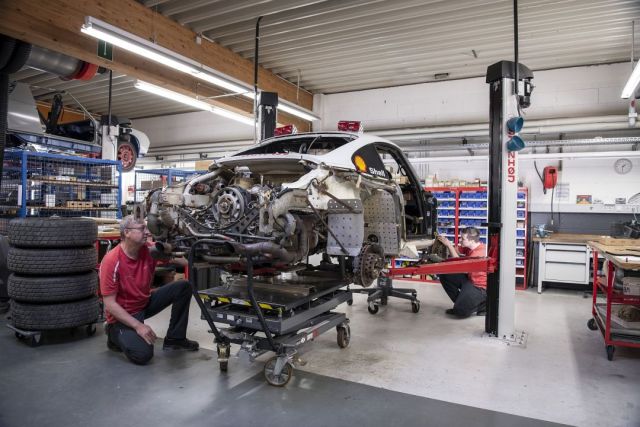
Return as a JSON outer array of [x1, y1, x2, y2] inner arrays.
[[623, 277, 640, 296], [66, 200, 94, 209], [139, 180, 163, 190]]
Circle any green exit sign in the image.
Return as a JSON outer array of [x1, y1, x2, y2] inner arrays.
[[97, 40, 113, 61]]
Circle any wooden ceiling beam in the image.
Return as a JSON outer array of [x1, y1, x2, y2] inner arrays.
[[0, 0, 312, 131]]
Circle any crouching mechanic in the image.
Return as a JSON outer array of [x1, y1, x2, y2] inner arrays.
[[99, 215, 199, 364], [437, 227, 487, 318]]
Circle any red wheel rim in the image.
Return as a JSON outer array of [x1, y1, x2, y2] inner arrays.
[[118, 144, 135, 170]]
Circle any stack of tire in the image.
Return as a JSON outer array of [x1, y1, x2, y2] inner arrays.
[[7, 217, 100, 345]]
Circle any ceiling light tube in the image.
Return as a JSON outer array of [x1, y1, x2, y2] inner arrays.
[[621, 61, 640, 99], [276, 102, 320, 121], [134, 80, 254, 126], [81, 18, 196, 75], [81, 16, 318, 121], [210, 106, 256, 126], [236, 92, 319, 121]]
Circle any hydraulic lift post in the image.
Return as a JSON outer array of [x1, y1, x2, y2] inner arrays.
[[258, 91, 277, 141], [485, 60, 533, 340]]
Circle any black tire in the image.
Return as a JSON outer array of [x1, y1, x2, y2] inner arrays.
[[8, 271, 98, 303], [27, 333, 43, 347], [263, 357, 293, 387], [606, 345, 615, 361], [219, 361, 228, 372], [411, 300, 420, 313], [587, 318, 598, 331], [10, 297, 100, 331], [86, 324, 97, 336], [367, 302, 379, 315], [337, 325, 350, 348], [8, 246, 97, 275], [9, 217, 97, 248]]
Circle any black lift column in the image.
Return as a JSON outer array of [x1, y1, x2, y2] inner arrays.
[[485, 61, 533, 338]]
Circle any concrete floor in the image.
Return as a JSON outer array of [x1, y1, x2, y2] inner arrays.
[[1, 282, 639, 427], [145, 282, 640, 427]]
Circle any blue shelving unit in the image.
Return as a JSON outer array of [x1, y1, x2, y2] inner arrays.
[[134, 168, 201, 202], [0, 149, 122, 223], [427, 186, 529, 289]]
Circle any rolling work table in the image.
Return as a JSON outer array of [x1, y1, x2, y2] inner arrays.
[[587, 239, 640, 360]]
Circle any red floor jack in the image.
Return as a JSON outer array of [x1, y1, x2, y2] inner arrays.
[[350, 241, 498, 315]]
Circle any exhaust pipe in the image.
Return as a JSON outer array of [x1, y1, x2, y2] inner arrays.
[[225, 241, 296, 263]]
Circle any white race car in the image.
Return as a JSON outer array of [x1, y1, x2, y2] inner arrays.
[[146, 129, 437, 286]]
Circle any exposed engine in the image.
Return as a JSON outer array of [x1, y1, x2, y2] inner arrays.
[[145, 159, 407, 284]]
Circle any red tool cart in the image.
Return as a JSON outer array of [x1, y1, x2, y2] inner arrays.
[[587, 240, 640, 361]]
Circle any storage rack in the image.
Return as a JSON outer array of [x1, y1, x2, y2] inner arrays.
[[426, 186, 529, 290], [134, 168, 199, 202], [0, 150, 122, 231]]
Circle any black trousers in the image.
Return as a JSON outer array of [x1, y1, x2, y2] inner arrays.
[[439, 273, 486, 317], [107, 279, 192, 365]]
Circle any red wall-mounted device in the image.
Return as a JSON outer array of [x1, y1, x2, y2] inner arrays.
[[543, 166, 558, 190]]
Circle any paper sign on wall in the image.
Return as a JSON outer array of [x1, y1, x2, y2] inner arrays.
[[555, 182, 570, 201]]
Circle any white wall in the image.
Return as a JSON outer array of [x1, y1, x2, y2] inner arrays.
[[133, 110, 254, 147], [416, 156, 640, 212], [313, 62, 639, 213], [314, 62, 633, 131]]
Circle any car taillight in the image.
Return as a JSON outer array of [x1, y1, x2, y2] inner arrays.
[[274, 124, 297, 136], [337, 120, 363, 132]]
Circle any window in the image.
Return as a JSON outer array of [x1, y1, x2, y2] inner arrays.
[[233, 136, 355, 156]]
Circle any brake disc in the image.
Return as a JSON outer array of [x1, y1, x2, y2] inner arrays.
[[353, 244, 385, 287]]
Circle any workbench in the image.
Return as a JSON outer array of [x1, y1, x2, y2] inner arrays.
[[533, 233, 606, 294], [587, 239, 640, 360]]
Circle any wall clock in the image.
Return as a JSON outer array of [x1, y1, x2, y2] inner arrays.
[[614, 158, 633, 175]]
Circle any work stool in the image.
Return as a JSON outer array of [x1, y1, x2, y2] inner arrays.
[[349, 276, 420, 314]]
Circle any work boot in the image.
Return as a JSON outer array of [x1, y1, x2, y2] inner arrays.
[[163, 337, 199, 351]]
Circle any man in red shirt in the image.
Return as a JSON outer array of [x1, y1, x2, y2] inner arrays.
[[437, 227, 487, 318], [100, 216, 198, 365]]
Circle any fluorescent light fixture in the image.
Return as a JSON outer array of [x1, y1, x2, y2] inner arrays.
[[621, 61, 640, 99], [276, 102, 319, 121], [134, 80, 214, 111], [134, 80, 254, 126], [210, 105, 256, 126], [81, 16, 319, 121]]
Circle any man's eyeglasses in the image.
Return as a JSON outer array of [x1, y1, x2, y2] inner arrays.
[[126, 226, 149, 232]]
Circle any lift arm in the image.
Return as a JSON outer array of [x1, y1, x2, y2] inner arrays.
[[386, 256, 495, 278]]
